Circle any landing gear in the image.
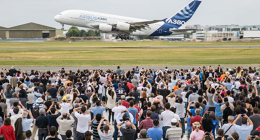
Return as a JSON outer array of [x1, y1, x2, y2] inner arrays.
[[61, 24, 64, 31], [117, 34, 130, 40]]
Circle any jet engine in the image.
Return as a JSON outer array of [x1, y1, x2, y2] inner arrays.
[[116, 22, 130, 31], [99, 24, 112, 32]]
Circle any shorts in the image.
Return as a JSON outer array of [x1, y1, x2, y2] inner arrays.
[[186, 129, 192, 138]]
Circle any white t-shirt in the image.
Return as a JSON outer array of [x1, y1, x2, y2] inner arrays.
[[168, 97, 175, 107], [181, 92, 187, 102], [227, 96, 234, 103], [161, 110, 180, 127], [9, 109, 23, 116], [60, 103, 70, 114], [112, 105, 127, 120], [75, 112, 91, 133], [235, 81, 241, 89]]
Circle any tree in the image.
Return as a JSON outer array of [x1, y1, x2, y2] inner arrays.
[[87, 30, 96, 36], [66, 26, 80, 37], [79, 30, 87, 37]]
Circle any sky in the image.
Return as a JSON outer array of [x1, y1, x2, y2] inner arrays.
[[1, 0, 259, 29]]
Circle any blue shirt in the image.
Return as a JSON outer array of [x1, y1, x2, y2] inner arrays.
[[211, 119, 218, 138], [92, 106, 105, 123], [185, 117, 192, 130], [147, 127, 163, 140], [127, 108, 138, 124], [34, 92, 42, 103], [190, 108, 203, 117], [22, 118, 33, 131], [234, 124, 253, 140], [214, 102, 224, 116]]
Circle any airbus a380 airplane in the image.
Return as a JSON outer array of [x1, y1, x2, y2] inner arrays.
[[54, 0, 202, 39]]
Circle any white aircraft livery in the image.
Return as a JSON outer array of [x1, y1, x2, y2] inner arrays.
[[54, 0, 202, 38]]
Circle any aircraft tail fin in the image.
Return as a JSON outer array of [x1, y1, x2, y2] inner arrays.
[[164, 0, 202, 28]]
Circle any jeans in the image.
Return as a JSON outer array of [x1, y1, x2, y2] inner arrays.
[[216, 116, 223, 132], [108, 109, 114, 123], [98, 94, 102, 100], [162, 126, 171, 140], [27, 104, 33, 113], [38, 129, 48, 140], [114, 120, 118, 140], [180, 118, 185, 134], [77, 132, 85, 140]]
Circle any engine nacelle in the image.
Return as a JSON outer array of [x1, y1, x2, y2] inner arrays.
[[116, 22, 130, 31], [99, 24, 112, 32]]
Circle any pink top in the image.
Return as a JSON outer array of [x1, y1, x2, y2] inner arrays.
[[190, 130, 204, 140]]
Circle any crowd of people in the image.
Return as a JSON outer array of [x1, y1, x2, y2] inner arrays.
[[0, 65, 259, 140]]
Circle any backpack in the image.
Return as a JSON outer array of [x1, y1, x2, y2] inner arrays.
[[32, 104, 40, 118], [241, 85, 248, 96]]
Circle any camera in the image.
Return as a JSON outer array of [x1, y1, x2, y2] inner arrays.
[[241, 114, 245, 117], [205, 132, 210, 136]]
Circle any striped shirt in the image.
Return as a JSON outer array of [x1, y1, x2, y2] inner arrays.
[[92, 122, 104, 139], [165, 126, 182, 140]]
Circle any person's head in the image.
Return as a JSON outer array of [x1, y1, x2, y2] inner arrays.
[[235, 108, 241, 115], [209, 112, 215, 120], [84, 131, 92, 140], [192, 122, 201, 131], [195, 102, 200, 108], [96, 100, 100, 106], [121, 95, 125, 100], [231, 132, 239, 140], [151, 105, 156, 112], [218, 97, 222, 103], [95, 114, 102, 122], [103, 124, 109, 133], [13, 107, 19, 114], [165, 103, 170, 109], [118, 100, 122, 105], [153, 119, 159, 127], [241, 117, 248, 125], [125, 121, 132, 129], [198, 97, 203, 103], [12, 93, 17, 98], [228, 116, 234, 123], [129, 100, 134, 107], [171, 118, 178, 126], [0, 135, 5, 140], [146, 110, 152, 118], [39, 108, 45, 115], [217, 129, 224, 137], [65, 130, 72, 139], [50, 107, 56, 114], [25, 130, 31, 139], [140, 129, 147, 138], [4, 118, 11, 126], [81, 106, 86, 113], [22, 111, 28, 118], [253, 107, 259, 114], [195, 109, 201, 116]]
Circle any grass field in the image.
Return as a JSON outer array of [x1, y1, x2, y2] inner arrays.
[[0, 47, 259, 66], [0, 41, 260, 48]]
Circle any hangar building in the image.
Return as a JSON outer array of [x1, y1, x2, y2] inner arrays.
[[0, 22, 63, 39]]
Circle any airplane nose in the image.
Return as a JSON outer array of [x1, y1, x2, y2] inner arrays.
[[54, 15, 60, 22]]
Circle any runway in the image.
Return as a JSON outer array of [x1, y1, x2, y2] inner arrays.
[[0, 46, 260, 49]]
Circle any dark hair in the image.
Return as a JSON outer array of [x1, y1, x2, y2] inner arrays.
[[103, 125, 109, 131], [49, 126, 57, 136], [65, 130, 72, 138], [84, 131, 91, 140], [81, 107, 86, 113], [235, 108, 241, 115], [217, 129, 224, 136], [96, 114, 102, 121], [96, 100, 100, 106], [151, 105, 156, 112], [147, 102, 151, 107], [13, 107, 19, 114], [195, 102, 200, 108], [129, 100, 134, 107], [198, 97, 203, 103], [25, 130, 32, 138], [231, 132, 239, 140], [50, 107, 56, 114], [241, 117, 247, 124], [253, 107, 259, 114], [0, 135, 5, 140], [153, 119, 159, 126], [165, 103, 170, 109], [202, 118, 213, 132], [4, 118, 11, 125]]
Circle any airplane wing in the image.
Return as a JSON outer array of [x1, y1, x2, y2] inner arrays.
[[127, 20, 162, 32]]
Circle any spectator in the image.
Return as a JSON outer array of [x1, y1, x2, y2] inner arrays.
[[46, 126, 59, 140], [121, 95, 129, 108], [25, 130, 32, 140], [117, 117, 136, 140], [73, 106, 91, 140], [56, 113, 74, 140], [36, 108, 49, 140], [22, 110, 34, 132], [106, 87, 116, 124], [92, 100, 106, 123], [188, 102, 203, 117], [147, 119, 163, 140], [222, 102, 233, 124], [0, 118, 15, 140], [112, 100, 127, 140], [221, 116, 236, 136], [165, 118, 182, 140], [137, 129, 151, 140], [97, 118, 113, 140], [212, 93, 224, 132], [46, 102, 61, 130], [249, 107, 260, 130], [190, 122, 204, 140], [138, 110, 153, 138], [89, 114, 104, 140], [190, 109, 203, 131], [232, 114, 253, 140], [65, 130, 72, 140], [186, 111, 193, 140]]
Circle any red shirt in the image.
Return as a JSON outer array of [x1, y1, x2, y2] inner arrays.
[[122, 100, 129, 108], [0, 125, 16, 140], [256, 127, 260, 131], [190, 116, 203, 131], [134, 105, 140, 122], [127, 82, 135, 91], [138, 117, 153, 137]]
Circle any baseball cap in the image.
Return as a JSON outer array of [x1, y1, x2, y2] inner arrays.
[[62, 97, 67, 101], [251, 130, 260, 136], [171, 118, 177, 123], [47, 96, 52, 99]]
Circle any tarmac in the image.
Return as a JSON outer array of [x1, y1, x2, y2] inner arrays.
[[0, 45, 260, 49]]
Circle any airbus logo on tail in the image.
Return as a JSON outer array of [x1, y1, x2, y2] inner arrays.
[[165, 19, 186, 25]]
